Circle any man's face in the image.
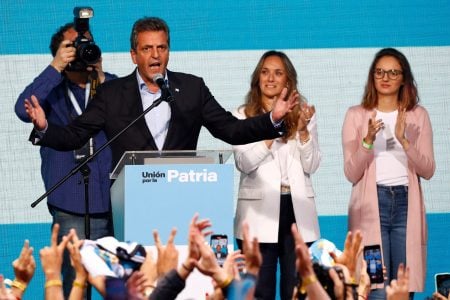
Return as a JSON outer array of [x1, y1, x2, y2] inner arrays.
[[130, 30, 169, 86]]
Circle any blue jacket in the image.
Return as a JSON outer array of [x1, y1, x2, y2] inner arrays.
[[15, 65, 116, 214]]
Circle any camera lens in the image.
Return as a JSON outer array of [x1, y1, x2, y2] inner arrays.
[[78, 43, 101, 65]]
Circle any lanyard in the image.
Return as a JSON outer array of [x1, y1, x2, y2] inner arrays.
[[67, 82, 91, 116]]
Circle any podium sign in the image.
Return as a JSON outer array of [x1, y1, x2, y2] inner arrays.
[[111, 152, 234, 245]]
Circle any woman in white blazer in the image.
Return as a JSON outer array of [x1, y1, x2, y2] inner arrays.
[[233, 50, 321, 300]]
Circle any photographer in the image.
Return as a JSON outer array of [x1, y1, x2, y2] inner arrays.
[[14, 13, 117, 297]]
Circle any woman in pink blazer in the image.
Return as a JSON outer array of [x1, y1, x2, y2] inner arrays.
[[342, 48, 435, 299], [233, 50, 321, 300]]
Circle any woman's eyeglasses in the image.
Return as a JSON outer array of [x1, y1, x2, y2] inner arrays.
[[374, 68, 403, 80]]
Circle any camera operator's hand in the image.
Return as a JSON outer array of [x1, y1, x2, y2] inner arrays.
[[24, 95, 48, 131], [51, 40, 76, 73]]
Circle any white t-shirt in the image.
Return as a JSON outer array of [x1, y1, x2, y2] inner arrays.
[[374, 110, 408, 186]]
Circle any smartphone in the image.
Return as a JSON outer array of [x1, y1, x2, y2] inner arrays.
[[363, 245, 384, 284], [435, 273, 450, 297], [210, 234, 228, 266]]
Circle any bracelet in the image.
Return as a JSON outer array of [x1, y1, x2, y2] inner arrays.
[[44, 279, 63, 289], [300, 274, 317, 293], [11, 279, 27, 292], [217, 275, 233, 289], [72, 280, 86, 289], [362, 139, 373, 150], [348, 276, 357, 285]]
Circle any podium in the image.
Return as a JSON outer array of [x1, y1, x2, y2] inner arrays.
[[110, 150, 234, 246]]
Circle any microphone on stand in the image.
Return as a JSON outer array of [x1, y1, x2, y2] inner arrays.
[[152, 73, 174, 103]]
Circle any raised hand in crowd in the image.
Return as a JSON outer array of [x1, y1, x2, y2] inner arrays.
[[241, 222, 262, 277], [291, 223, 330, 300], [328, 267, 346, 300], [66, 229, 87, 300], [40, 224, 73, 300], [0, 274, 15, 300], [386, 263, 410, 300], [357, 258, 371, 300], [433, 291, 450, 300], [147, 214, 213, 300], [153, 228, 179, 279], [137, 249, 158, 297], [183, 213, 213, 274], [125, 271, 148, 300], [9, 239, 36, 299], [330, 230, 363, 281], [222, 250, 245, 281], [208, 250, 245, 300]]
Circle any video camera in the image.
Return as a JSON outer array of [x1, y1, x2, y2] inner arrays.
[[67, 7, 101, 71]]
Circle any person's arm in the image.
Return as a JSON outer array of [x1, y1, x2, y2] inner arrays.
[[197, 77, 294, 144], [26, 85, 106, 150], [153, 228, 179, 279], [15, 66, 64, 122], [232, 109, 273, 174], [10, 240, 36, 300], [330, 230, 363, 281], [40, 224, 73, 300], [241, 222, 262, 278], [402, 107, 435, 180], [149, 214, 213, 300], [385, 263, 409, 300], [432, 292, 450, 300], [291, 224, 331, 300], [15, 38, 76, 121], [342, 108, 375, 184], [297, 109, 321, 174], [67, 229, 88, 300], [0, 274, 16, 300], [357, 259, 371, 300]]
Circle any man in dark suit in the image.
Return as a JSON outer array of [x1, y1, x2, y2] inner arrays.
[[24, 17, 299, 168]]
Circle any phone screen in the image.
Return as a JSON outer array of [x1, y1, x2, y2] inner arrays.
[[435, 273, 450, 297], [210, 234, 228, 266], [363, 245, 384, 284]]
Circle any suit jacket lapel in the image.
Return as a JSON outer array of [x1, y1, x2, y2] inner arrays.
[[162, 70, 180, 149]]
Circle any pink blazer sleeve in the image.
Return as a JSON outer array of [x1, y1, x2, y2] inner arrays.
[[404, 106, 435, 179], [342, 106, 375, 184]]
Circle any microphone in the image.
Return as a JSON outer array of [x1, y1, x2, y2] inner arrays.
[[152, 73, 173, 102]]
